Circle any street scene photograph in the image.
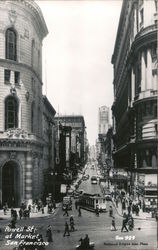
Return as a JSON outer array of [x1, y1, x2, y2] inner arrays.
[[0, 0, 158, 250]]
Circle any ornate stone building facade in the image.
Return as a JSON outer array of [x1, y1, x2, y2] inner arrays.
[[112, 0, 158, 193], [0, 0, 56, 207]]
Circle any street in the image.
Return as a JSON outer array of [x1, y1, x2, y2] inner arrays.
[[0, 163, 157, 250]]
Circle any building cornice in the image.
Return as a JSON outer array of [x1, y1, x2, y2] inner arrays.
[[43, 95, 56, 117], [131, 25, 157, 54], [133, 94, 157, 106], [7, 0, 48, 39], [111, 0, 133, 65]]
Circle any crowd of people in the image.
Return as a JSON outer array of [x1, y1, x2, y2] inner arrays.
[[111, 190, 144, 232]]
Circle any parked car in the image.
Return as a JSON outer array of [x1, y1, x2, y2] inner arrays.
[[82, 175, 88, 181]]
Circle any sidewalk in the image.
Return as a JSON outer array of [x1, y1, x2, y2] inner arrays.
[[111, 199, 156, 221], [0, 204, 60, 220]]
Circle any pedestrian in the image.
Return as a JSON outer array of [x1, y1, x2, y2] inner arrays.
[[23, 209, 29, 219], [83, 234, 90, 248], [78, 207, 82, 217], [3, 205, 7, 215], [10, 217, 16, 228], [28, 204, 32, 213], [63, 221, 70, 237], [75, 200, 78, 210], [135, 204, 140, 216], [41, 205, 44, 214], [138, 199, 142, 209], [127, 205, 131, 215], [122, 198, 126, 211], [111, 216, 117, 231], [53, 199, 56, 209], [128, 215, 134, 231], [19, 208, 23, 220], [115, 197, 119, 208], [109, 206, 113, 217], [79, 237, 85, 248], [95, 206, 99, 217], [13, 210, 18, 221], [11, 207, 14, 218], [63, 204, 69, 216], [37, 203, 41, 212], [70, 215, 75, 232], [46, 225, 53, 242], [121, 213, 128, 232], [129, 199, 132, 207]]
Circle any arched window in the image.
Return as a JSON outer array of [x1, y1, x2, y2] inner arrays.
[[5, 28, 17, 61], [5, 96, 18, 130]]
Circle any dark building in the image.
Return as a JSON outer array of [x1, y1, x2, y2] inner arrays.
[[111, 0, 158, 199]]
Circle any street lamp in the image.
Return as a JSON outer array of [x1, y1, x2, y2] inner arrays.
[[50, 171, 57, 201]]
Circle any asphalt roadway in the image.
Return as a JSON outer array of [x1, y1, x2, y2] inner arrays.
[[0, 164, 157, 250]]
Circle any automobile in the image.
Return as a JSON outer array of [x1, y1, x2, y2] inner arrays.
[[82, 175, 88, 181], [78, 189, 84, 195], [62, 196, 72, 210], [82, 176, 87, 181], [67, 188, 74, 196], [73, 191, 80, 199], [104, 190, 112, 201], [73, 189, 84, 199], [73, 181, 79, 189], [91, 176, 97, 184]]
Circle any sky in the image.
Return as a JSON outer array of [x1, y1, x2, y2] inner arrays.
[[36, 0, 122, 146]]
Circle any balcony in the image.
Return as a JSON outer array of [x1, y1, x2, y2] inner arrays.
[[135, 24, 157, 40], [0, 128, 44, 149], [134, 90, 158, 103]]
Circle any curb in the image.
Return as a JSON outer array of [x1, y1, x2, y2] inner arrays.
[[0, 205, 60, 221]]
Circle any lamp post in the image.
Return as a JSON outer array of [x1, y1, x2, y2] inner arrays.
[[50, 171, 57, 201]]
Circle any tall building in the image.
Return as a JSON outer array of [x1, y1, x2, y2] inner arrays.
[[55, 115, 86, 167], [98, 106, 110, 167], [0, 0, 56, 207], [98, 106, 109, 135], [112, 0, 158, 199]]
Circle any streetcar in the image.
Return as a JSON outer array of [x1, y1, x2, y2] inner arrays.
[[78, 193, 106, 212]]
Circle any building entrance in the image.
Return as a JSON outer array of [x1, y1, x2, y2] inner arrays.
[[2, 161, 20, 207]]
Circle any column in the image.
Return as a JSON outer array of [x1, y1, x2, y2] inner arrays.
[[133, 7, 137, 38], [146, 48, 152, 89], [33, 157, 39, 199], [10, 71, 14, 86], [0, 167, 2, 206], [131, 67, 135, 101], [141, 51, 146, 91], [25, 152, 33, 204]]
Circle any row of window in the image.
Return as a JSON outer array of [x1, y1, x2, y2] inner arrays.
[[4, 69, 20, 85], [4, 70, 39, 96]]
